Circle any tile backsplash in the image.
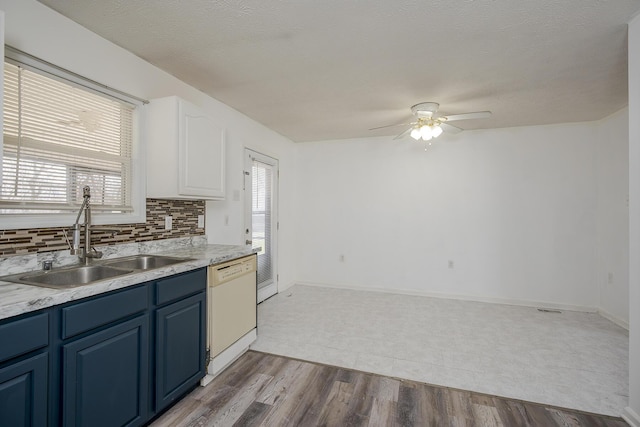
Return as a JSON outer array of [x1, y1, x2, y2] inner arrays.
[[0, 199, 205, 256]]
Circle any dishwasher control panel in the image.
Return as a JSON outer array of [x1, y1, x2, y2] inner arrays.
[[210, 255, 256, 286]]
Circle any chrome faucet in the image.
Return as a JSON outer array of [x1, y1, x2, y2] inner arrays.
[[68, 186, 117, 265]]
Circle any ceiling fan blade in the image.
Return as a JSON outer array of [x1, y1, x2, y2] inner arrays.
[[440, 122, 463, 134], [393, 127, 414, 140], [369, 121, 416, 131], [442, 111, 492, 122]]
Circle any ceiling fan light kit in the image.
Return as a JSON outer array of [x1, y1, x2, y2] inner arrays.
[[412, 122, 443, 150], [411, 122, 442, 141]]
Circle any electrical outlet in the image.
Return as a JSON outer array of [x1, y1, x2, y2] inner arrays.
[[197, 215, 205, 228], [164, 216, 172, 230]]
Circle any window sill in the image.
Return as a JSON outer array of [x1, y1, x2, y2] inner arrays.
[[0, 210, 146, 230]]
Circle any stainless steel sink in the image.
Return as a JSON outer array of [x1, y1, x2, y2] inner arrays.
[[101, 254, 191, 270], [3, 265, 134, 289], [0, 254, 193, 289]]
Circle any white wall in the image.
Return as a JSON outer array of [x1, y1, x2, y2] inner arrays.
[[0, 0, 298, 289], [294, 119, 628, 311], [205, 121, 297, 290], [625, 14, 640, 427], [596, 108, 630, 327]]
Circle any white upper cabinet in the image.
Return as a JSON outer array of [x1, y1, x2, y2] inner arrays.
[[146, 96, 226, 200]]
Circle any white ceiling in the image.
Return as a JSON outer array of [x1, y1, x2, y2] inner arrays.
[[38, 0, 640, 142]]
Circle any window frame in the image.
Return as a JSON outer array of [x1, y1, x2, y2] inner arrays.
[[0, 46, 147, 229]]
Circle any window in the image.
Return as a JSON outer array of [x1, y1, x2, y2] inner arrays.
[[1, 47, 146, 228]]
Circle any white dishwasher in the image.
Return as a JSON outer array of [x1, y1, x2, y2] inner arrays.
[[208, 255, 257, 361]]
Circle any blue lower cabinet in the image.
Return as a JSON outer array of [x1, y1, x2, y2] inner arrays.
[[62, 315, 149, 427], [0, 267, 208, 427], [0, 352, 48, 427], [155, 292, 206, 412]]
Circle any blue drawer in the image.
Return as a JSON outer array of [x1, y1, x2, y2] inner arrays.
[[0, 311, 49, 363], [155, 268, 206, 306], [61, 285, 148, 339]]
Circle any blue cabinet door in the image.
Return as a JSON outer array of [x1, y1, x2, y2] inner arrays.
[[0, 352, 48, 427], [62, 315, 149, 427], [155, 292, 206, 412]]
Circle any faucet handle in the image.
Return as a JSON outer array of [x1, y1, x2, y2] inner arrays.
[[86, 247, 103, 259]]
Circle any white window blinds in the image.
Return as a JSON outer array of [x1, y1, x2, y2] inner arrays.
[[251, 158, 274, 287], [1, 61, 135, 213]]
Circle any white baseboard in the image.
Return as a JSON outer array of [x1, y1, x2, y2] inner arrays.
[[200, 374, 215, 387], [204, 329, 257, 383], [623, 406, 640, 427], [257, 281, 296, 303], [295, 280, 599, 313], [277, 281, 295, 293], [258, 283, 278, 303], [598, 308, 629, 330]]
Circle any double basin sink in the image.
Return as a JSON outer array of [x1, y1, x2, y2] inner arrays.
[[0, 255, 194, 289]]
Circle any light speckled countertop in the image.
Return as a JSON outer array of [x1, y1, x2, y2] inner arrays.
[[0, 242, 254, 320]]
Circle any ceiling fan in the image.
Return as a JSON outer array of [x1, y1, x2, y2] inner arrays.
[[371, 102, 492, 143]]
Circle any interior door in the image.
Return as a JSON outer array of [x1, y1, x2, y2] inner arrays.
[[244, 149, 278, 303]]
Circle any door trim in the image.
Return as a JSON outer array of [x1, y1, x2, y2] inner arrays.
[[244, 148, 279, 303]]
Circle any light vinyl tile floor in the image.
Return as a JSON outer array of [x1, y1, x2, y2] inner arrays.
[[249, 285, 629, 417]]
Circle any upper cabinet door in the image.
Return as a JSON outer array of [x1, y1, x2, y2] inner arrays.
[[146, 96, 226, 200], [179, 100, 226, 199]]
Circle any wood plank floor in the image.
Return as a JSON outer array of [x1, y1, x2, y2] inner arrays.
[[150, 351, 629, 427]]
